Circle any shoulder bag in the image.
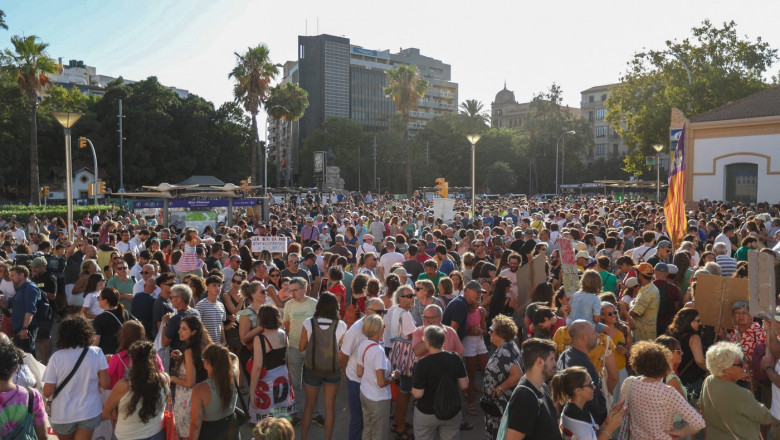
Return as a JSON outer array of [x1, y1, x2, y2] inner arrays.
[[614, 376, 634, 440]]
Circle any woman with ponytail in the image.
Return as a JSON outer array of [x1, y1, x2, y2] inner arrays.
[[102, 340, 170, 440], [92, 287, 134, 355], [190, 344, 240, 440]]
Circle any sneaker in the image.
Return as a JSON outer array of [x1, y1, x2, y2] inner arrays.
[[312, 414, 325, 426], [290, 416, 302, 427]]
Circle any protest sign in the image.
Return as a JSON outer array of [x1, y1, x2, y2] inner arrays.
[[251, 236, 288, 253], [748, 249, 776, 319], [558, 238, 579, 296], [696, 273, 749, 328]]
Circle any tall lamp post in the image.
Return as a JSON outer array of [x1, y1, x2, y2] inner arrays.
[[635, 50, 693, 110], [51, 111, 83, 242], [653, 143, 664, 200], [556, 130, 576, 195], [466, 134, 481, 220]]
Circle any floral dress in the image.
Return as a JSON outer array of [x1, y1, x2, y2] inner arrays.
[[174, 362, 194, 437], [483, 340, 523, 440]]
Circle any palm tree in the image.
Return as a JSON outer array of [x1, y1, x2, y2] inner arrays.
[[229, 44, 279, 186], [0, 10, 8, 30], [2, 35, 57, 204], [384, 65, 429, 196], [265, 82, 309, 187], [459, 99, 486, 118], [459, 99, 490, 133]]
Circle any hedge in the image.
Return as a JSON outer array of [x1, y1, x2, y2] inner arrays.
[[0, 204, 116, 221]]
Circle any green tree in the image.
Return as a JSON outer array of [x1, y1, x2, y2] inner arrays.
[[485, 161, 517, 194], [2, 35, 58, 204], [41, 84, 93, 114], [229, 44, 279, 186], [459, 99, 489, 133], [384, 65, 429, 196], [607, 20, 778, 174], [265, 82, 309, 187], [0, 10, 7, 30]]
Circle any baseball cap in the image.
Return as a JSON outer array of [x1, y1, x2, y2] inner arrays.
[[656, 240, 672, 249], [465, 280, 486, 293], [624, 277, 639, 288], [575, 251, 591, 260], [30, 256, 48, 268], [634, 262, 654, 277], [363, 234, 374, 241], [654, 263, 669, 273], [667, 264, 679, 275]]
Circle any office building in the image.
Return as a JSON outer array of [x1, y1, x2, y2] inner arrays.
[[580, 84, 628, 161], [490, 84, 581, 129]]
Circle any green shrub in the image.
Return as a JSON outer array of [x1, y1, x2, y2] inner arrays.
[[0, 205, 115, 221]]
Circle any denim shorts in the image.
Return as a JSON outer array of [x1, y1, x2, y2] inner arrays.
[[303, 365, 341, 387], [51, 414, 102, 435]]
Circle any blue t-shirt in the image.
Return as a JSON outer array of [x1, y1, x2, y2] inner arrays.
[[439, 258, 455, 276], [566, 291, 605, 332], [442, 295, 469, 340], [11, 280, 39, 332]]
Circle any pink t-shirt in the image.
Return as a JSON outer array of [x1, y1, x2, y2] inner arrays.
[[0, 386, 47, 437], [410, 324, 464, 358], [466, 308, 481, 330], [108, 349, 165, 389]]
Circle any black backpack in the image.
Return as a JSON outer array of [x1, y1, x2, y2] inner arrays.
[[432, 374, 461, 420], [29, 283, 52, 322]]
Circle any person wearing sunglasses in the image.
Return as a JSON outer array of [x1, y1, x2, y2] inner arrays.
[[385, 286, 417, 440], [700, 341, 770, 440], [551, 366, 624, 440], [667, 308, 707, 404]]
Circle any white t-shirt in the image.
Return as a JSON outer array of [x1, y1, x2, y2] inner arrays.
[[378, 251, 404, 277], [132, 278, 160, 296], [302, 317, 347, 343], [116, 241, 138, 256], [357, 339, 392, 402], [42, 346, 108, 424], [340, 318, 368, 382], [382, 306, 416, 349], [82, 291, 103, 316], [1, 278, 15, 299]]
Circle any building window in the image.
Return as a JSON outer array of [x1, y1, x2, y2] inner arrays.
[[496, 109, 502, 116], [589, 95, 594, 103], [588, 111, 594, 122], [596, 144, 606, 156], [596, 108, 606, 120], [613, 144, 619, 156], [595, 126, 607, 138], [725, 163, 758, 203], [601, 94, 607, 101]]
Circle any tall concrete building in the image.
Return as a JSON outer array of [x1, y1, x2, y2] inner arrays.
[[266, 34, 458, 186], [580, 84, 627, 161]]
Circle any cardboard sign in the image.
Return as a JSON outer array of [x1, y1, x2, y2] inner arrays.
[[558, 239, 579, 297], [695, 273, 749, 328], [748, 250, 776, 319], [251, 236, 288, 253], [514, 252, 549, 310]]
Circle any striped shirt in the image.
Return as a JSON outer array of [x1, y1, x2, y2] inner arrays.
[[715, 255, 738, 277], [195, 298, 226, 343]]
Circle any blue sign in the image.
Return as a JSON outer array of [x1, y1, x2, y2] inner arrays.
[[351, 47, 377, 57], [133, 198, 260, 210]]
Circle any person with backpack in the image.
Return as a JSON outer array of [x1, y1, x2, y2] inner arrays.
[[0, 340, 49, 439], [8, 265, 42, 355], [356, 314, 399, 440], [28, 257, 55, 364], [410, 324, 468, 440], [298, 292, 347, 440]]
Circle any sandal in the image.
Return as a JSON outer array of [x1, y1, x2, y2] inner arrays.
[[460, 421, 474, 430], [393, 425, 414, 440], [466, 402, 480, 415]]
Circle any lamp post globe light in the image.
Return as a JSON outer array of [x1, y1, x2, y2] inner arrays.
[[51, 111, 84, 242], [466, 134, 481, 220], [653, 143, 665, 201], [556, 130, 576, 195]]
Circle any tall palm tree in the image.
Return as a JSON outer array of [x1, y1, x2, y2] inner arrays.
[[0, 10, 8, 30], [459, 99, 485, 117], [229, 44, 279, 186], [3, 35, 57, 204], [384, 65, 429, 196], [265, 82, 309, 187], [459, 99, 490, 133]]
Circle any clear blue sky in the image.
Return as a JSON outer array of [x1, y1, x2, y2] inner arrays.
[[4, 0, 780, 122]]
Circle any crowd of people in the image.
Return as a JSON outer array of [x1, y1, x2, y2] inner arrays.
[[0, 191, 779, 440]]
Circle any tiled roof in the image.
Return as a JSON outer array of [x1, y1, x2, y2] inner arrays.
[[690, 86, 780, 123]]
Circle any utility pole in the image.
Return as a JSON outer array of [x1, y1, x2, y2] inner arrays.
[[373, 135, 377, 191], [426, 140, 429, 164], [118, 99, 125, 206]]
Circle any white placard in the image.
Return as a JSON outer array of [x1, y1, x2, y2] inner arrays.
[[251, 236, 288, 253], [433, 198, 455, 222]]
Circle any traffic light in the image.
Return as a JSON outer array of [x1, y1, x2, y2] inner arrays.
[[240, 180, 250, 194], [78, 137, 87, 149], [43, 186, 50, 197], [99, 181, 107, 195], [435, 178, 448, 198]]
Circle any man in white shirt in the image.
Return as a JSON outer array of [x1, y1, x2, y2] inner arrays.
[[116, 230, 138, 256], [129, 229, 149, 254], [631, 231, 658, 263], [221, 255, 241, 293], [133, 264, 160, 296], [355, 234, 377, 261], [378, 240, 404, 280], [714, 225, 736, 257]]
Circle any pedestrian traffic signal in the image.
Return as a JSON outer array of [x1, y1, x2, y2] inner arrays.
[[42, 186, 50, 197], [78, 137, 87, 149], [435, 178, 448, 198], [99, 181, 106, 194]]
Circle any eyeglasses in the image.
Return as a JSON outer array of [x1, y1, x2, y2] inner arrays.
[[414, 287, 423, 291], [112, 257, 121, 260], [231, 279, 242, 284], [163, 282, 175, 287], [116, 267, 127, 270], [732, 360, 745, 368], [603, 312, 614, 317], [370, 309, 388, 315], [579, 381, 596, 389], [401, 294, 415, 299], [270, 273, 280, 277], [254, 290, 267, 295], [141, 271, 152, 275]]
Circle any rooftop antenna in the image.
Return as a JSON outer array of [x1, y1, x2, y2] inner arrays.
[[305, 19, 307, 35]]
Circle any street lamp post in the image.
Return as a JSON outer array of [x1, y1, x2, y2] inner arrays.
[[466, 134, 481, 220], [556, 130, 576, 195], [635, 50, 693, 110], [653, 143, 664, 201], [51, 111, 83, 242]]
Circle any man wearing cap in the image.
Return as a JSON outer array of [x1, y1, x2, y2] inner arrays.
[[30, 257, 56, 362], [629, 262, 660, 341], [646, 240, 672, 267], [355, 234, 377, 261], [652, 263, 682, 335], [442, 280, 484, 341]]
